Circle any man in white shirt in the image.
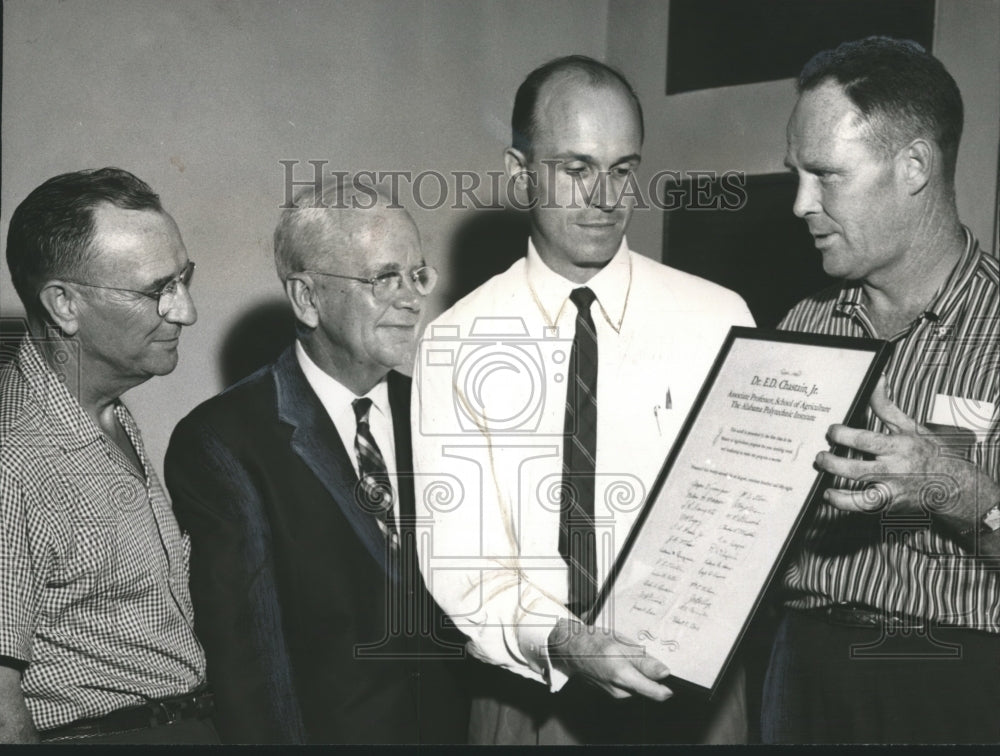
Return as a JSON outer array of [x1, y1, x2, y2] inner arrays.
[[412, 55, 754, 744], [165, 182, 468, 743]]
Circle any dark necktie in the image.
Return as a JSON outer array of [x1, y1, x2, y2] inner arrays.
[[559, 286, 599, 617], [352, 397, 398, 546]]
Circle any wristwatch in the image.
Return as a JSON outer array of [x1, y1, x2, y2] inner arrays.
[[982, 503, 1000, 533], [959, 501, 1000, 540]]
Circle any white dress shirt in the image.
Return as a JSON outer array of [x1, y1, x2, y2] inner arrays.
[[412, 239, 754, 688], [296, 341, 399, 520]]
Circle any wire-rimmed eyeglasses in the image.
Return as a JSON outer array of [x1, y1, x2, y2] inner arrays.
[[300, 265, 438, 302], [62, 260, 195, 317]]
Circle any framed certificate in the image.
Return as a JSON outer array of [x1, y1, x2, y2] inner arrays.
[[589, 327, 890, 695]]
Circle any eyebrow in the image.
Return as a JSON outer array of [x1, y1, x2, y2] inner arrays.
[[371, 262, 404, 276], [550, 152, 642, 165], [145, 272, 178, 292], [144, 261, 189, 292]]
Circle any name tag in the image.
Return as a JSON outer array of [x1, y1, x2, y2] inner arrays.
[[929, 394, 996, 442]]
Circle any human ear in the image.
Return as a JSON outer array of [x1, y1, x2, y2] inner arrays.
[[504, 147, 530, 182], [898, 138, 933, 195], [37, 282, 81, 336], [504, 147, 537, 208], [284, 276, 320, 329]]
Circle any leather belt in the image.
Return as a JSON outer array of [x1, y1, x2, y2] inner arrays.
[[801, 603, 929, 630], [40, 689, 214, 741]]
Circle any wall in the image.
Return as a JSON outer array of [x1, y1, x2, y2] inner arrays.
[[1, 0, 608, 476], [607, 0, 1000, 262], [3, 0, 998, 478]]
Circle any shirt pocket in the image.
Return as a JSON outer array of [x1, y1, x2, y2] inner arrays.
[[45, 475, 145, 595]]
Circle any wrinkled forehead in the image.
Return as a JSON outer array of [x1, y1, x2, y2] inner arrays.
[[87, 203, 184, 273], [787, 80, 871, 148], [533, 76, 642, 145], [317, 205, 420, 269]]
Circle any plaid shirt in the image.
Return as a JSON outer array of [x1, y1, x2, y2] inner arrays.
[[0, 337, 206, 731], [778, 229, 1000, 631]]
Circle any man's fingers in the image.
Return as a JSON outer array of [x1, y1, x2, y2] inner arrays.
[[815, 450, 884, 481], [825, 425, 896, 455], [635, 652, 671, 681], [560, 627, 675, 702], [868, 376, 917, 434], [616, 659, 673, 701], [824, 485, 891, 513], [596, 683, 633, 700]]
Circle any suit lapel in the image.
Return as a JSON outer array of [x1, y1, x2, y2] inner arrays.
[[272, 347, 392, 576]]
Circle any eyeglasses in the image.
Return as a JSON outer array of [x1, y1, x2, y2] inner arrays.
[[301, 265, 438, 302], [64, 260, 195, 317]]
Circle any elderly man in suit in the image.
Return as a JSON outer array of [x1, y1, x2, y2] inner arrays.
[[164, 181, 468, 744]]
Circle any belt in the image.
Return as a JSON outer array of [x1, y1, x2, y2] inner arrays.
[[801, 603, 930, 630], [40, 689, 214, 741]]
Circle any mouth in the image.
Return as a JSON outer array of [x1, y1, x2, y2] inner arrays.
[[810, 231, 837, 249], [576, 220, 619, 230]]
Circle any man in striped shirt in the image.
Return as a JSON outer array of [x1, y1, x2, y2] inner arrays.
[[761, 37, 1000, 744]]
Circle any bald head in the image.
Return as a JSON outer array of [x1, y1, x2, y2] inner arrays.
[[511, 54, 643, 160]]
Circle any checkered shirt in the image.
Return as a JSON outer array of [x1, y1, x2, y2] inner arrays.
[[0, 337, 206, 731]]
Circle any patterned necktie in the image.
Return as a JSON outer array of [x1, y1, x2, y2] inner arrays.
[[559, 286, 599, 617], [352, 397, 398, 546]]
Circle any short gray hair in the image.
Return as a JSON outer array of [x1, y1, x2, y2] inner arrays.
[[273, 178, 398, 281]]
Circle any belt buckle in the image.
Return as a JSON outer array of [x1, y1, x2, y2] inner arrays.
[[884, 612, 904, 630], [151, 700, 180, 726]]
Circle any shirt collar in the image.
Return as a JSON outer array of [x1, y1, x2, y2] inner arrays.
[[922, 225, 980, 323], [16, 336, 105, 451], [524, 236, 632, 332], [833, 226, 978, 324], [295, 340, 391, 423]]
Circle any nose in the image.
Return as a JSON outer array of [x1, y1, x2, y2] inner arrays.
[[393, 279, 422, 312], [588, 171, 620, 211], [163, 282, 197, 326], [792, 174, 821, 219]]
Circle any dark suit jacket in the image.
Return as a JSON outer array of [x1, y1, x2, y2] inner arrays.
[[165, 347, 468, 744]]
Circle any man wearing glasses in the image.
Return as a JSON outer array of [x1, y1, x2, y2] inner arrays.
[[164, 181, 468, 743], [412, 56, 754, 744], [0, 168, 213, 743]]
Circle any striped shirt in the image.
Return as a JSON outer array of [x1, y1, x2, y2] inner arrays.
[[0, 337, 206, 731], [778, 228, 1000, 632]]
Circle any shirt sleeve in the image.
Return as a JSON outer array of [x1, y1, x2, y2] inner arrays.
[[411, 332, 573, 688], [0, 465, 47, 663]]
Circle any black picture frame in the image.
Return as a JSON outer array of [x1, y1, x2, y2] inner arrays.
[[588, 326, 890, 696]]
